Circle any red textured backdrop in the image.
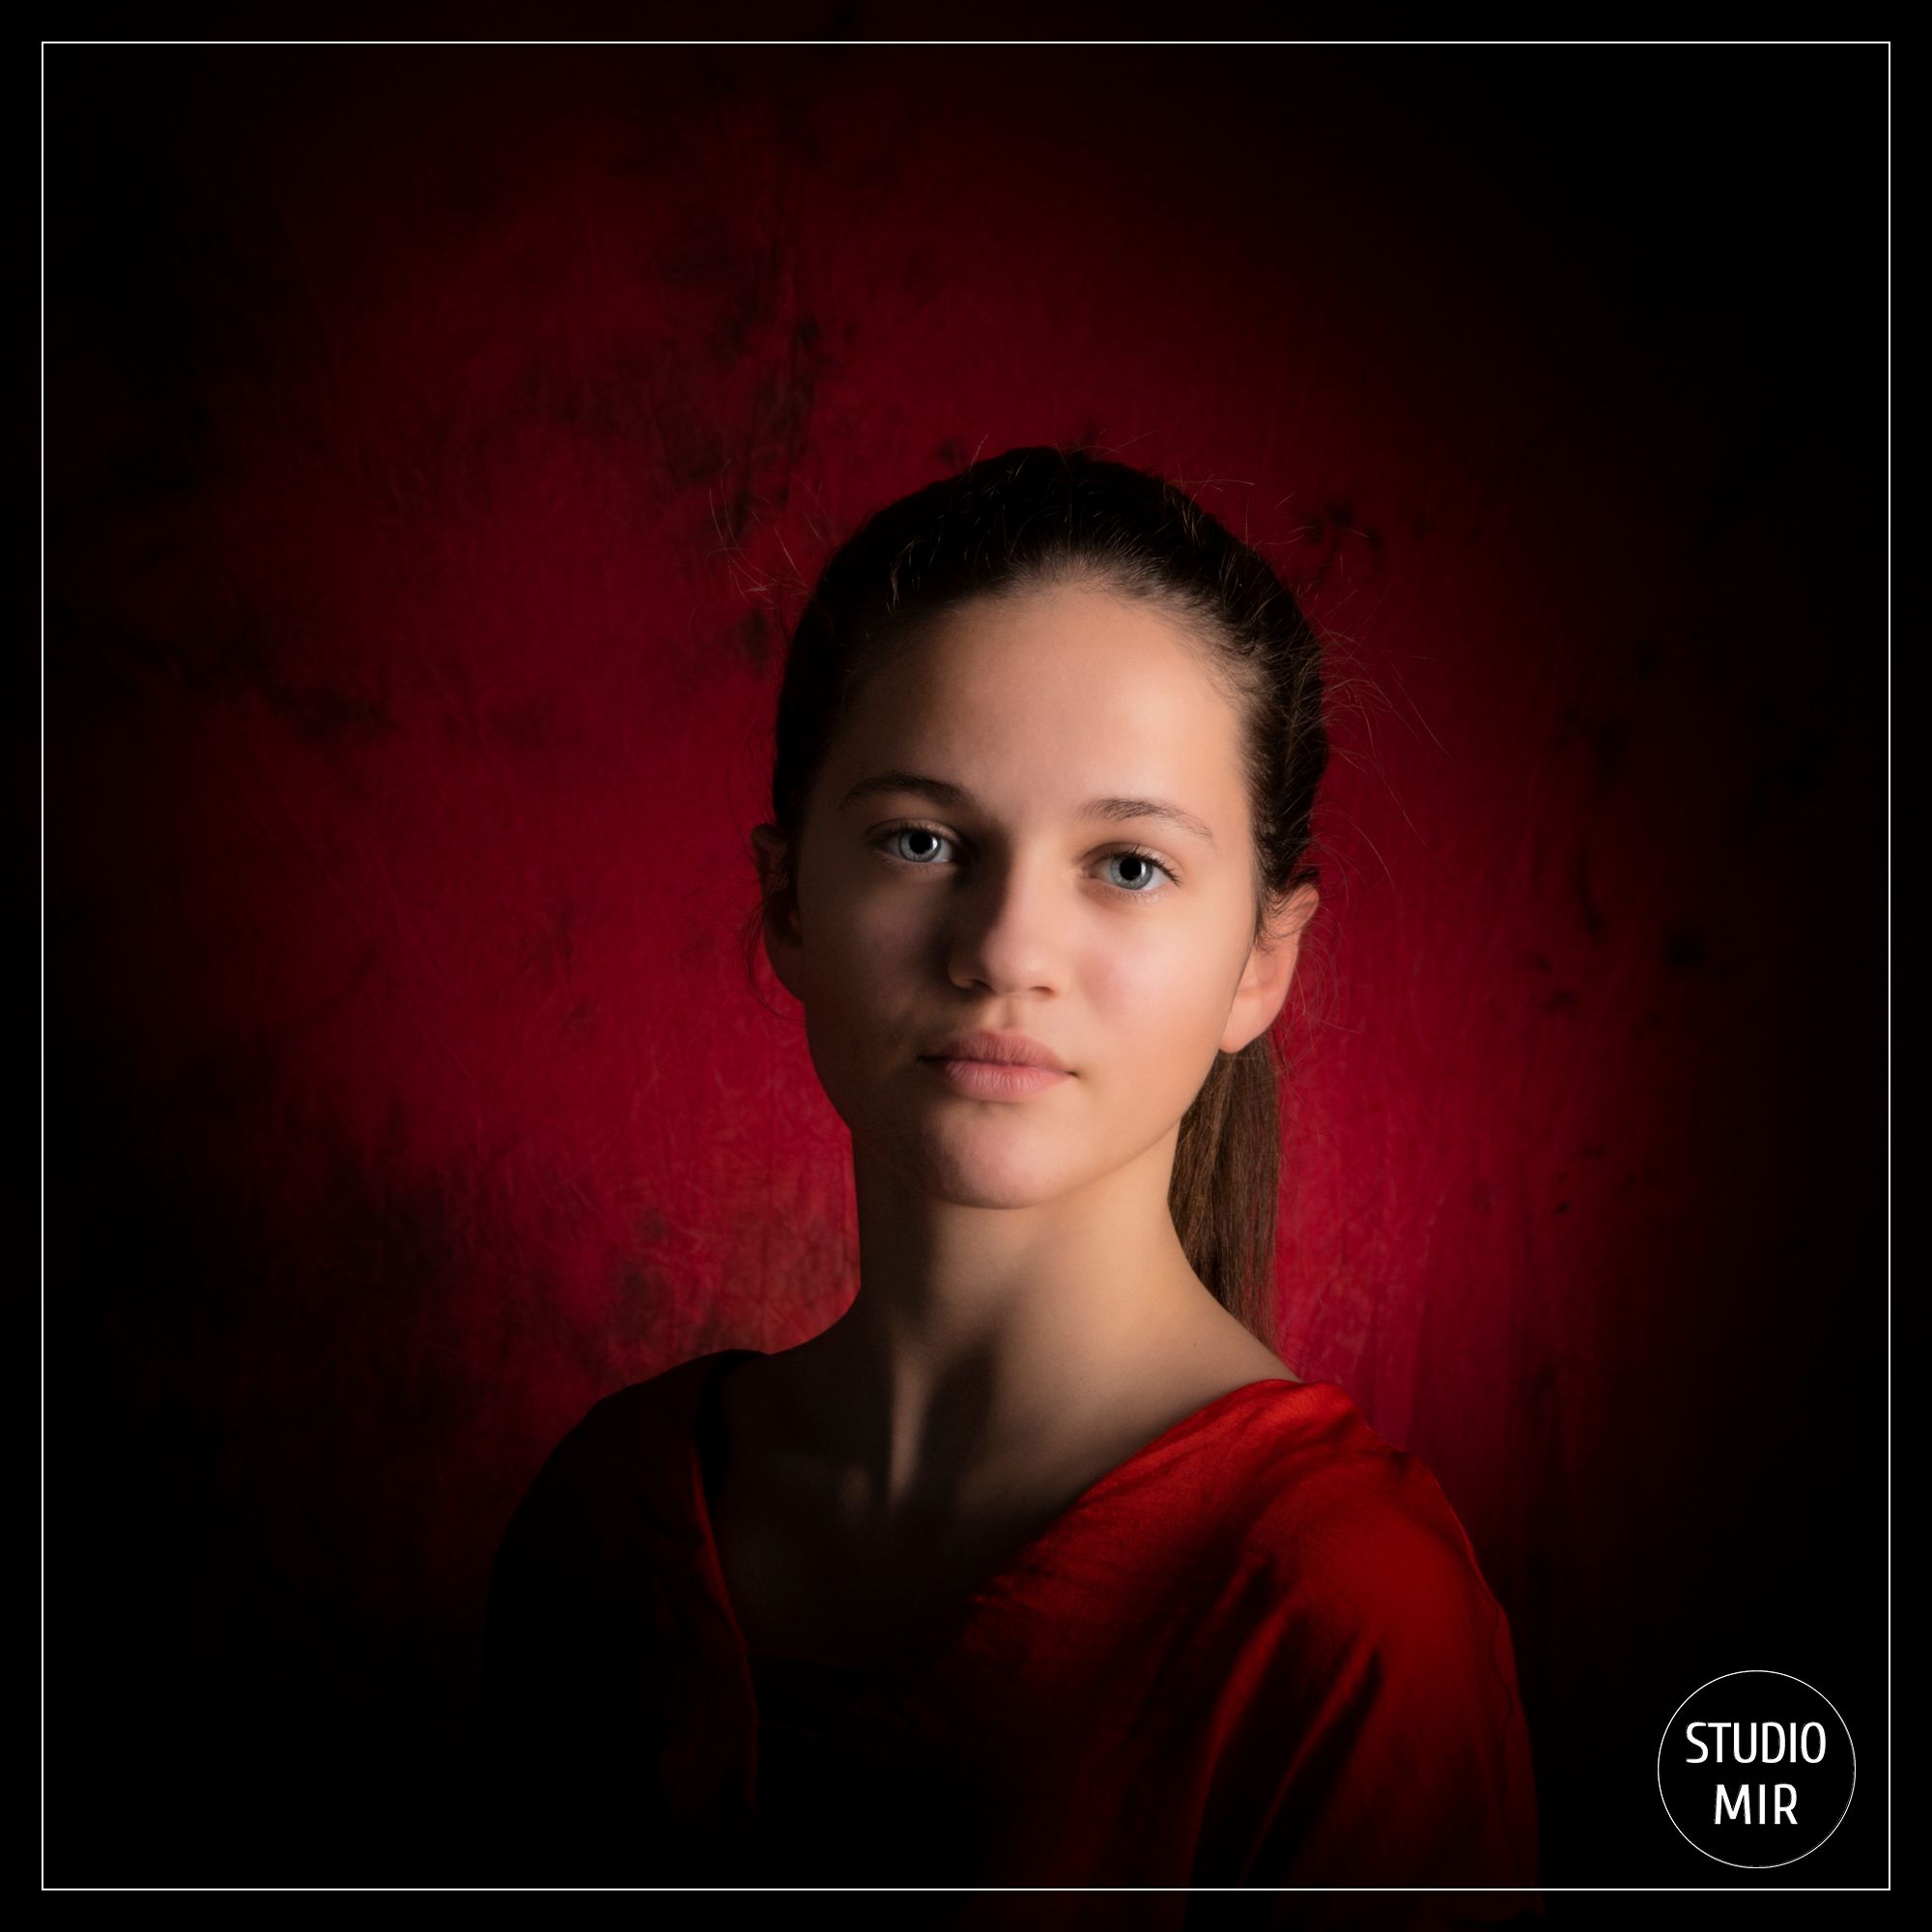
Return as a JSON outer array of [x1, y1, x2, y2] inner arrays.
[[46, 38, 1886, 1889]]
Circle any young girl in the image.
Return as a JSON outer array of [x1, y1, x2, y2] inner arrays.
[[472, 446, 1542, 1919]]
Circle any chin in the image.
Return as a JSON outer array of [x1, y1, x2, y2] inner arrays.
[[929, 1173, 1073, 1211], [874, 1118, 1085, 1208]]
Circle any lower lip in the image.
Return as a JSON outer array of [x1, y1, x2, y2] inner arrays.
[[920, 1057, 1072, 1099]]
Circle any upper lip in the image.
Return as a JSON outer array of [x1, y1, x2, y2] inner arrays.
[[921, 1028, 1071, 1072]]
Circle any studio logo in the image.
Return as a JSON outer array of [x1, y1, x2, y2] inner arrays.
[[1657, 1669, 1855, 1868]]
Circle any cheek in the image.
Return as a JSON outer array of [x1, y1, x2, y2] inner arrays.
[[1079, 930, 1240, 1116], [804, 869, 921, 982], [848, 883, 930, 950], [800, 891, 921, 1065], [1084, 929, 1233, 1050]]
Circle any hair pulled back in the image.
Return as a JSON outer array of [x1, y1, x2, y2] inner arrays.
[[741, 444, 1329, 1351]]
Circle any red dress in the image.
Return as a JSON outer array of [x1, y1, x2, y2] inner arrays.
[[470, 1348, 1543, 1921]]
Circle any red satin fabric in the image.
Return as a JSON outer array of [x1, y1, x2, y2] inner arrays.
[[472, 1349, 1542, 1920]]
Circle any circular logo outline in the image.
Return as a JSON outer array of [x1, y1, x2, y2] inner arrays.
[[1656, 1667, 1857, 1870]]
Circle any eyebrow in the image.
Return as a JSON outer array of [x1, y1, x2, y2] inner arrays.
[[837, 769, 1218, 851]]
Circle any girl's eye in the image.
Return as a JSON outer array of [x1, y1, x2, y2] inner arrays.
[[873, 824, 1180, 898], [883, 824, 956, 867], [1100, 848, 1175, 895]]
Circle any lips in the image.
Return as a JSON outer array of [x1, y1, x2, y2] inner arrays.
[[920, 1055, 1072, 1101], [919, 1028, 1071, 1072]]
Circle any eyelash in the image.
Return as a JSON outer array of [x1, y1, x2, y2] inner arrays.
[[870, 820, 1182, 900]]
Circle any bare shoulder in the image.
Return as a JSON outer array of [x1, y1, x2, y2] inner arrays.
[[1159, 1317, 1304, 1409], [1224, 1331, 1303, 1387]]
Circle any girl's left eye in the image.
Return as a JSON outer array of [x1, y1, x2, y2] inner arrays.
[[872, 823, 1180, 897]]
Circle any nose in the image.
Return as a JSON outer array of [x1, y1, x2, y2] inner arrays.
[[943, 845, 1068, 997]]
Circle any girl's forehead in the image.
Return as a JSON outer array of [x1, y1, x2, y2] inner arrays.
[[813, 588, 1252, 830], [854, 598, 1237, 736], [915, 580, 1208, 660]]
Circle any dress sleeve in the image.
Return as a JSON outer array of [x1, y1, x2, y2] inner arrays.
[[1221, 1482, 1545, 1927]]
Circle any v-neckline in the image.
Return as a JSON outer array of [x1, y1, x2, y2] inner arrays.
[[685, 1346, 1319, 1677]]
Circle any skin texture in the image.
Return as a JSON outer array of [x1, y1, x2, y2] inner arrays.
[[729, 579, 1319, 1653]]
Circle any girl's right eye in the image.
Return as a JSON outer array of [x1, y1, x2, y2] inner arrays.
[[874, 823, 954, 867]]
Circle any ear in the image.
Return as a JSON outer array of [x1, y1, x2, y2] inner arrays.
[[751, 823, 808, 1003], [1219, 884, 1319, 1055]]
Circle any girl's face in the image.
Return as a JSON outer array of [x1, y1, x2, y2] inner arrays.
[[755, 580, 1309, 1210]]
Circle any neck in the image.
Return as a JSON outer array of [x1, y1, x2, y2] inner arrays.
[[768, 1128, 1253, 1520]]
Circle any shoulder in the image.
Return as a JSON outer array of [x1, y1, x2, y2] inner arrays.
[[1203, 1388, 1541, 1890], [1230, 1384, 1515, 1667], [490, 1350, 736, 1576], [473, 1354, 752, 1858], [522, 1347, 741, 1478]]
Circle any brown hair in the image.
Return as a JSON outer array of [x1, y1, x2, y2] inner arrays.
[[738, 444, 1330, 1353]]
